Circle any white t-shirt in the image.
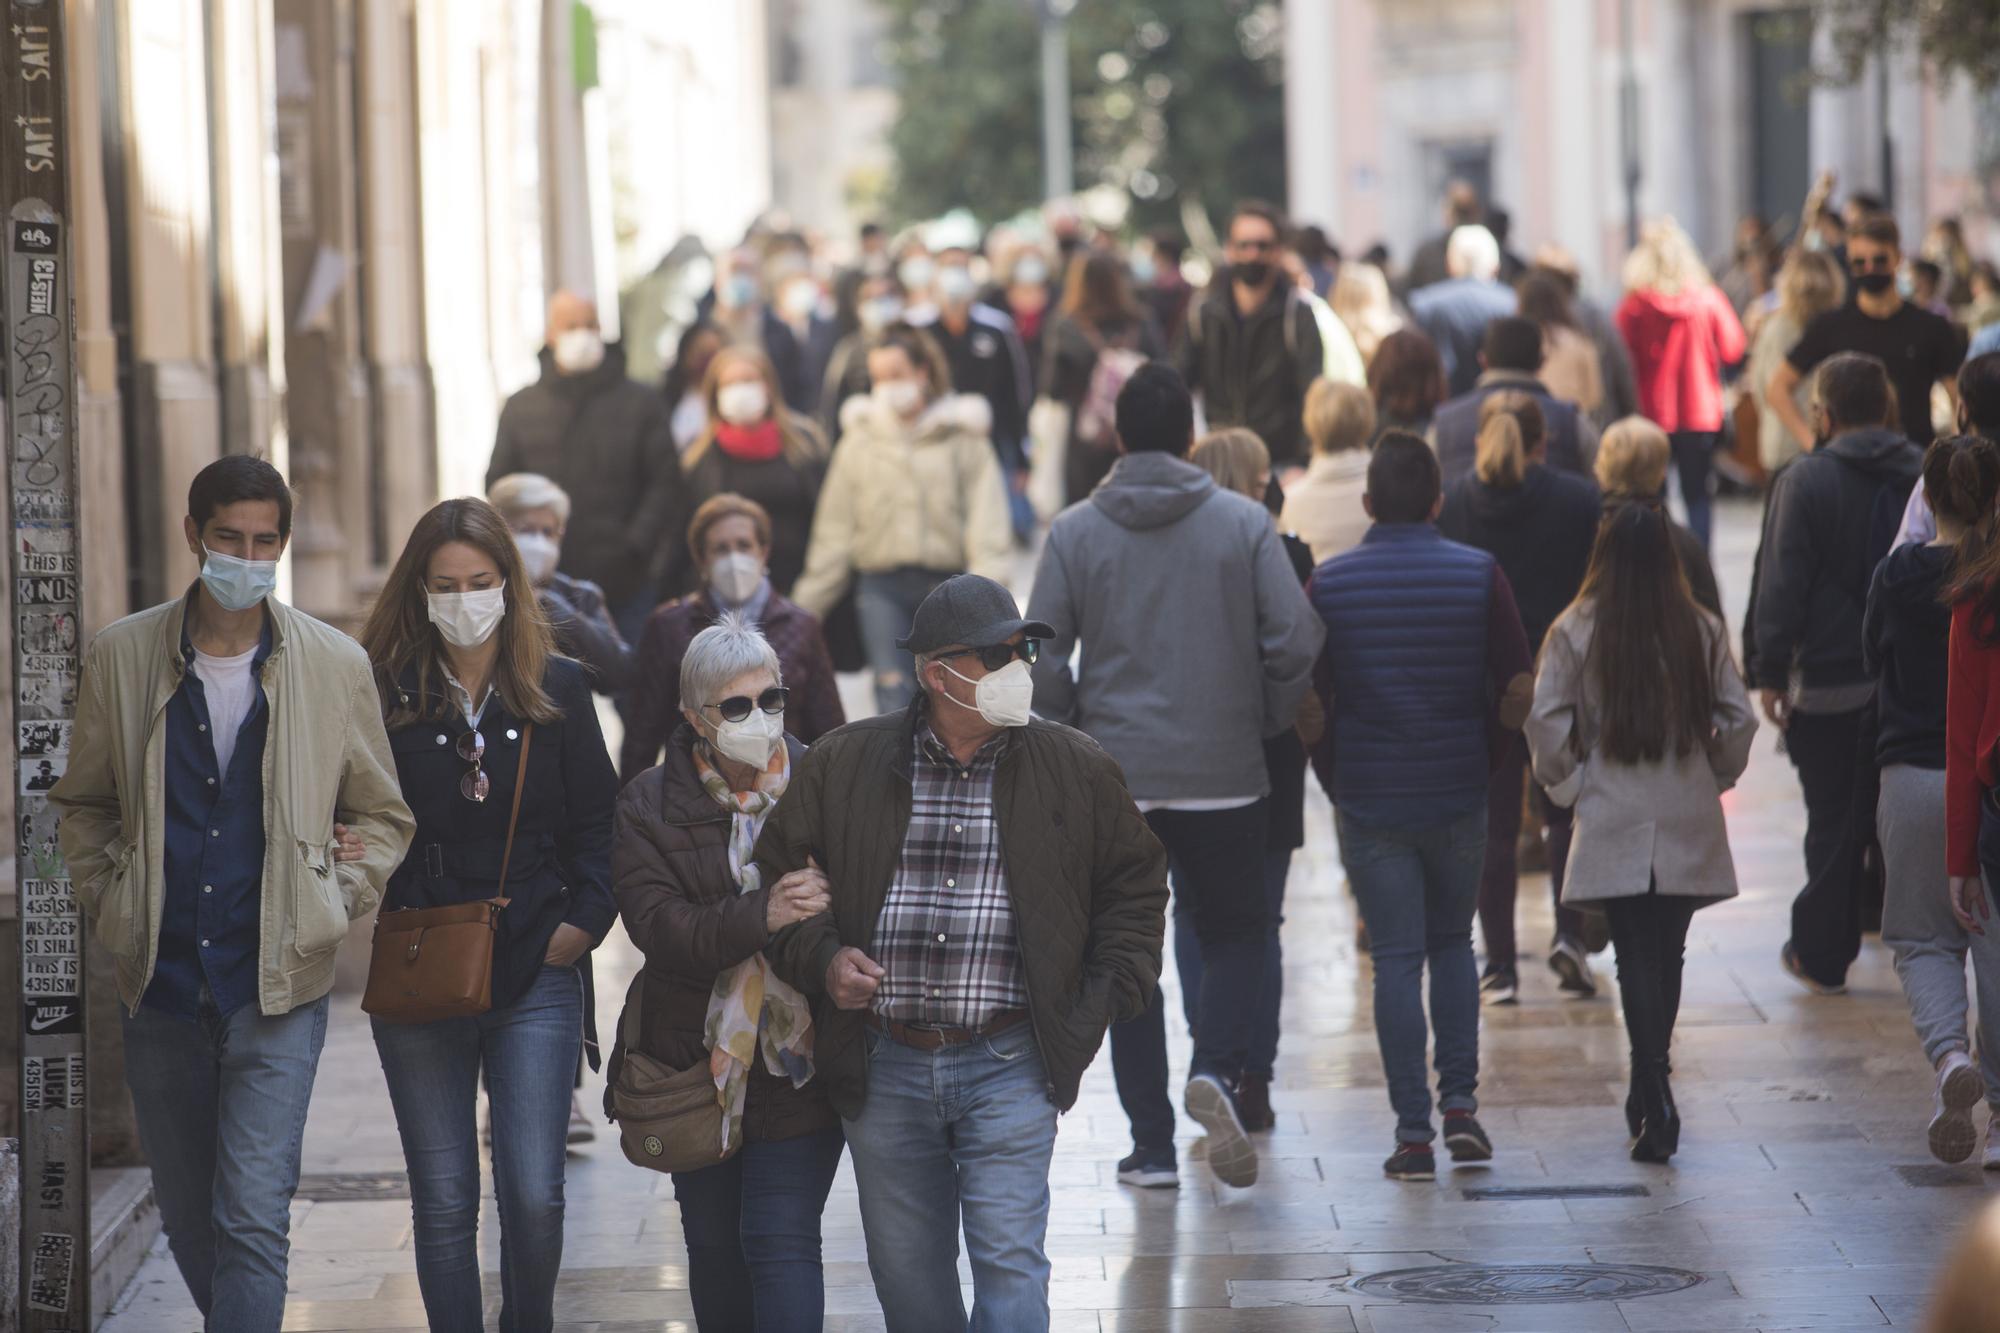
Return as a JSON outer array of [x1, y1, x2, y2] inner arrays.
[[193, 644, 261, 777]]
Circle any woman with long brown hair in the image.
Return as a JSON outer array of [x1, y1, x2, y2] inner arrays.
[[1042, 249, 1165, 503], [1366, 328, 1448, 444], [1874, 436, 2000, 1166], [1439, 393, 1602, 1005], [359, 496, 618, 1332], [1527, 504, 1757, 1162], [679, 344, 830, 596]]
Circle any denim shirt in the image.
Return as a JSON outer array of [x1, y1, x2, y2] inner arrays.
[[146, 618, 273, 1020]]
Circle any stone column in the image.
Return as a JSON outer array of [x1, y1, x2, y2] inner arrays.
[[274, 0, 370, 626], [115, 0, 221, 607], [1283, 0, 1341, 233], [357, 0, 436, 567]]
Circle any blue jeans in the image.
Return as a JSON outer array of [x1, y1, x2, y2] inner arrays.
[[1110, 802, 1270, 1154], [372, 964, 583, 1333], [855, 568, 948, 715], [1173, 847, 1292, 1080], [1337, 806, 1486, 1144], [671, 1125, 846, 1331], [122, 991, 329, 1332], [845, 1021, 1059, 1333]]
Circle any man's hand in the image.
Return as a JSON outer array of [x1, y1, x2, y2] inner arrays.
[[767, 862, 831, 932], [543, 922, 593, 967], [825, 947, 885, 1010], [1758, 689, 1792, 731], [1951, 876, 1991, 936]]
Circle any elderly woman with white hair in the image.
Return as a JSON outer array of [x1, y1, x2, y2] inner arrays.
[[609, 613, 842, 1331], [489, 471, 635, 693]]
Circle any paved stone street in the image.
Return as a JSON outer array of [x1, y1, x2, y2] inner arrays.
[[102, 497, 1993, 1331]]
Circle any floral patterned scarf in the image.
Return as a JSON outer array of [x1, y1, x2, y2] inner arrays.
[[693, 740, 814, 1153]]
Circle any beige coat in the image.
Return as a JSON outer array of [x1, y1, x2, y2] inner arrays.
[[1539, 324, 1605, 418], [1278, 450, 1372, 566], [1526, 602, 1758, 905], [791, 393, 1014, 618], [52, 592, 415, 1015]]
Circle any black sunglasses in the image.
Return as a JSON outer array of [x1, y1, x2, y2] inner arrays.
[[933, 640, 1041, 673], [703, 686, 789, 723], [457, 731, 489, 803], [1850, 254, 1896, 273]]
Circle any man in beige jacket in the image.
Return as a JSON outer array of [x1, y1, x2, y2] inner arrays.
[[51, 456, 413, 1331]]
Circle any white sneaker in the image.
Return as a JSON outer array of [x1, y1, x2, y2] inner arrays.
[[1184, 1074, 1258, 1188], [1929, 1050, 1982, 1165], [1985, 1117, 2000, 1172], [567, 1091, 596, 1145]]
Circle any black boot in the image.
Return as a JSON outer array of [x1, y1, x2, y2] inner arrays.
[[1625, 1058, 1671, 1139], [1630, 1059, 1680, 1163]]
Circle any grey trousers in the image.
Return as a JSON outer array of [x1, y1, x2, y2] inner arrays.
[[1880, 763, 2000, 1103]]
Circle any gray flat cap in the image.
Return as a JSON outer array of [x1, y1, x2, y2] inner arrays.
[[896, 575, 1054, 655]]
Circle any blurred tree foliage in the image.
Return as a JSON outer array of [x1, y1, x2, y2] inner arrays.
[[878, 0, 1286, 232], [1815, 0, 2000, 89]]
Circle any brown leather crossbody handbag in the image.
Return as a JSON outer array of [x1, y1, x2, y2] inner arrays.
[[362, 724, 533, 1023]]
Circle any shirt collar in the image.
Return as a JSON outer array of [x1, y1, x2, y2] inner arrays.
[[916, 721, 1009, 772], [180, 609, 275, 671]]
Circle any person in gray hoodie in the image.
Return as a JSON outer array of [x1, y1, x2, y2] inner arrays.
[[1028, 363, 1325, 1192]]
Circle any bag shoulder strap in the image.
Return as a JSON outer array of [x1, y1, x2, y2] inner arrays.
[[496, 722, 534, 897]]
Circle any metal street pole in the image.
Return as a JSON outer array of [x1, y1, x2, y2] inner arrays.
[[1618, 0, 1641, 249], [1876, 50, 1895, 214], [1039, 0, 1073, 202], [2, 1, 90, 1327]]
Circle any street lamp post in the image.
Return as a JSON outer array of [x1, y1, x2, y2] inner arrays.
[[1619, 0, 1641, 249], [1039, 0, 1074, 202]]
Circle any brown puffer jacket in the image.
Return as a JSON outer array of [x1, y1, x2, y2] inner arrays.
[[610, 726, 836, 1144], [757, 701, 1168, 1118]]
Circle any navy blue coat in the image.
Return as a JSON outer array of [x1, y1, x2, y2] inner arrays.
[[381, 655, 618, 1063]]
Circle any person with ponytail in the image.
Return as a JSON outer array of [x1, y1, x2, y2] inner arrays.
[[1527, 505, 1758, 1163], [1439, 392, 1603, 1004], [1910, 437, 2000, 1165]]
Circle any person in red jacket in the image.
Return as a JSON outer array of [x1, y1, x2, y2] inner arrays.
[[1946, 539, 2000, 948], [1614, 219, 1748, 550]]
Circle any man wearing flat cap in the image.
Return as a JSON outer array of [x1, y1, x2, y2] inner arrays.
[[757, 574, 1167, 1333]]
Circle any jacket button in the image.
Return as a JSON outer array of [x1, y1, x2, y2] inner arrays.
[[507, 728, 519, 741], [202, 885, 213, 894], [436, 735, 448, 745]]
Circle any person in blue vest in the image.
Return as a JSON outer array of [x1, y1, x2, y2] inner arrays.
[[1307, 433, 1534, 1182]]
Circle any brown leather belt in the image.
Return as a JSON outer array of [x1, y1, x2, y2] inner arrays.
[[867, 1009, 1028, 1051]]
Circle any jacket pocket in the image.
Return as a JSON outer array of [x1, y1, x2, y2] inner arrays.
[[291, 839, 350, 957], [87, 840, 144, 960]]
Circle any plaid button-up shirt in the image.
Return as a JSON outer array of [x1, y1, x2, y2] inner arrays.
[[869, 725, 1030, 1028]]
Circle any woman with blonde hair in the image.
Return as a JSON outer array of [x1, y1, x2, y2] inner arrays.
[[1746, 250, 1846, 473], [1438, 393, 1603, 1005], [358, 497, 619, 1332], [1181, 426, 1317, 1129], [680, 344, 830, 597], [1615, 218, 1747, 549], [1332, 262, 1403, 366], [1594, 416, 1722, 617], [1281, 378, 1378, 564]]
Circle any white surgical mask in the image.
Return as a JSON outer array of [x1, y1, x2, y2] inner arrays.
[[873, 378, 926, 419], [779, 278, 820, 323], [898, 256, 936, 293], [940, 658, 1033, 729], [552, 328, 605, 375], [513, 532, 560, 585], [711, 706, 784, 768], [710, 551, 766, 607], [937, 266, 978, 307], [1014, 257, 1050, 287], [199, 546, 279, 613], [859, 296, 904, 333], [715, 381, 770, 425], [428, 586, 508, 650]]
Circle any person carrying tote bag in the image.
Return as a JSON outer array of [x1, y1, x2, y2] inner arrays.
[[611, 612, 843, 1332], [358, 497, 618, 1333]]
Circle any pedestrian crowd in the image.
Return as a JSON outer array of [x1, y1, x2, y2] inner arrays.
[[52, 170, 2000, 1332]]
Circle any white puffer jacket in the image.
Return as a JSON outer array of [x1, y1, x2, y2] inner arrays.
[[791, 393, 1014, 618]]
